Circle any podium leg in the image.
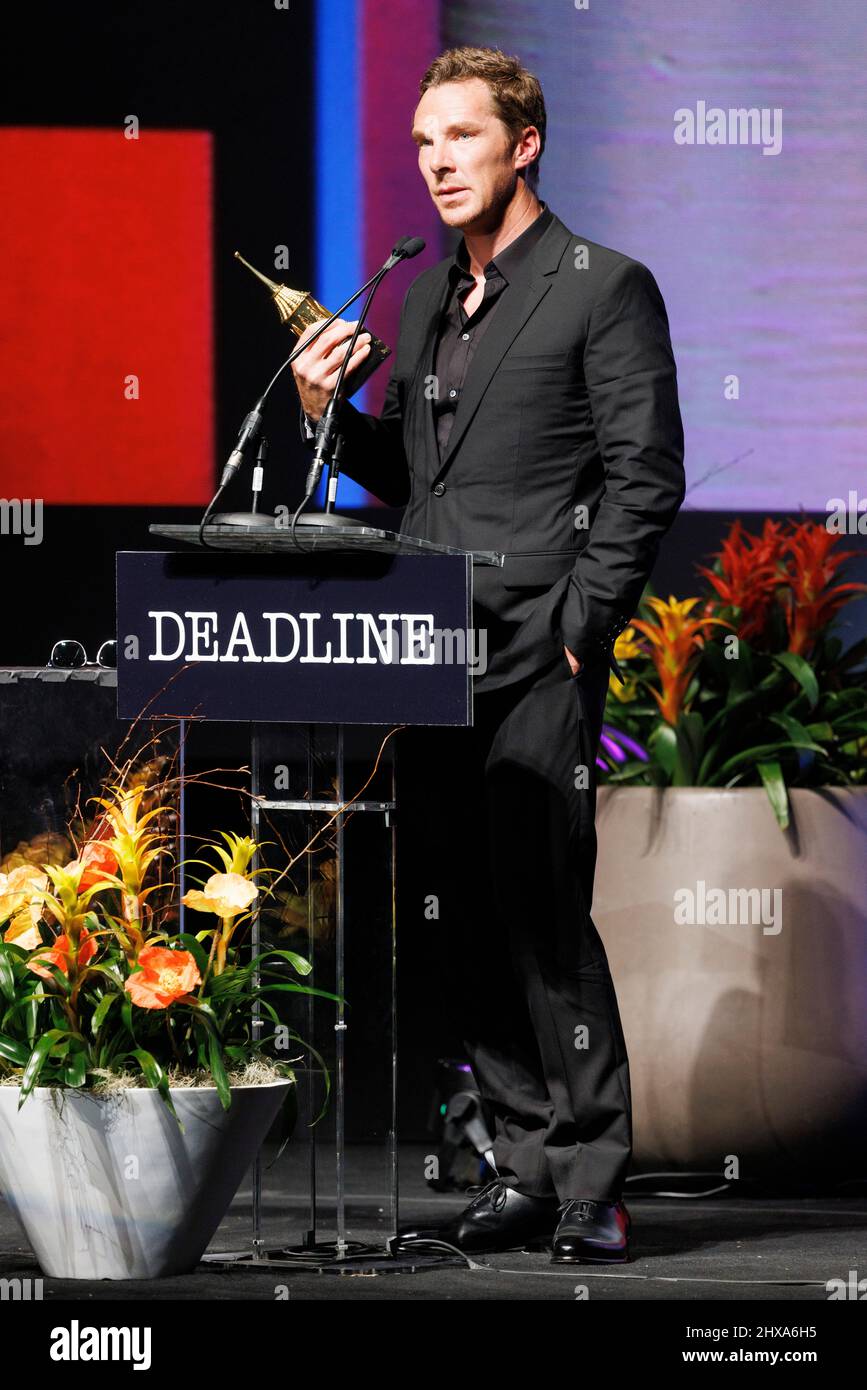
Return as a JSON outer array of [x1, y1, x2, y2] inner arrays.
[[334, 724, 347, 1255], [250, 725, 264, 1260], [208, 719, 399, 1267]]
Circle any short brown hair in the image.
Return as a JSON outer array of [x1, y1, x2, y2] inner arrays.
[[419, 46, 546, 191]]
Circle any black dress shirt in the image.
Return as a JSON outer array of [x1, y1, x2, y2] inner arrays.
[[301, 203, 554, 452], [433, 203, 554, 458]]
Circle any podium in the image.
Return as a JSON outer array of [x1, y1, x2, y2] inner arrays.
[[115, 520, 503, 1268]]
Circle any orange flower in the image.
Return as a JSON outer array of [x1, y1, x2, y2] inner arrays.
[[125, 945, 201, 1010], [28, 925, 98, 981], [631, 595, 730, 725], [67, 841, 119, 892]]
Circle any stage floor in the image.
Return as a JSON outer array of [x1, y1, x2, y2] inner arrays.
[[1, 1142, 864, 1301]]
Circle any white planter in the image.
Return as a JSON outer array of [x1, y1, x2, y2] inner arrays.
[[593, 787, 867, 1177], [0, 1080, 293, 1279]]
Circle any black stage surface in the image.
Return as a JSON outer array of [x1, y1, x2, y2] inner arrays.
[[2, 1142, 864, 1303]]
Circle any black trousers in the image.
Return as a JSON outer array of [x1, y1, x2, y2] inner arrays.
[[398, 648, 633, 1202]]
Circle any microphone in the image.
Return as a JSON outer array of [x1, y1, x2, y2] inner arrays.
[[219, 398, 266, 488], [299, 238, 425, 509], [383, 235, 426, 269]]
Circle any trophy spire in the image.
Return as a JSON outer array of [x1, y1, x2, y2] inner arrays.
[[233, 251, 281, 293], [233, 251, 323, 329], [233, 250, 391, 386]]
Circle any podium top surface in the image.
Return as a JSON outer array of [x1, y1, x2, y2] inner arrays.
[[0, 667, 117, 686], [149, 522, 504, 565]]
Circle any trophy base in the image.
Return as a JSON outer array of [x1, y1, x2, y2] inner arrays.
[[344, 339, 390, 396]]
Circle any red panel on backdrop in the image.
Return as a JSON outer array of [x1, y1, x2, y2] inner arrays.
[[0, 128, 213, 504]]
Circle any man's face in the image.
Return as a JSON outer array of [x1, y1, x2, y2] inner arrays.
[[412, 78, 530, 234]]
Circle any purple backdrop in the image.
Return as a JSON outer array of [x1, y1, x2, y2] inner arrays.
[[444, 0, 867, 514]]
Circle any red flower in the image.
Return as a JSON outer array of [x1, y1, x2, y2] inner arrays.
[[698, 519, 786, 646], [73, 841, 119, 892], [782, 522, 867, 656], [28, 925, 98, 982]]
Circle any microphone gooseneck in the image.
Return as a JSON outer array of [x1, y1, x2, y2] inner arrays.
[[197, 236, 425, 549]]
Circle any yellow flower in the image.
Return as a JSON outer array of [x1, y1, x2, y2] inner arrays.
[[613, 625, 643, 662], [3, 914, 43, 951], [0, 866, 49, 943], [610, 670, 640, 703], [182, 871, 258, 919]]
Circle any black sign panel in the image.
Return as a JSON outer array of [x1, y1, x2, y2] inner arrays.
[[116, 551, 473, 726]]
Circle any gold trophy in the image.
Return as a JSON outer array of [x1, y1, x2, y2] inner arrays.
[[234, 252, 391, 395]]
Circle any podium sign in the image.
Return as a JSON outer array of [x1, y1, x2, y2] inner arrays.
[[116, 550, 473, 725]]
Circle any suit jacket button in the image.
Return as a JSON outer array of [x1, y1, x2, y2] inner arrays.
[[432, 482, 447, 496]]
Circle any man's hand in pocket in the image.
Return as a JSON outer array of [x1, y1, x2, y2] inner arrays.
[[564, 645, 583, 676]]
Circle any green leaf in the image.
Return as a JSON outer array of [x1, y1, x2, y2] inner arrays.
[[120, 994, 137, 1039], [65, 1049, 88, 1088], [181, 999, 231, 1109], [207, 1032, 231, 1111], [252, 982, 343, 1005], [175, 934, 211, 975], [0, 1034, 29, 1066], [130, 1048, 180, 1124], [91, 992, 119, 1036], [0, 942, 16, 1002], [757, 760, 790, 830], [254, 948, 313, 977], [673, 712, 704, 786], [19, 1028, 70, 1105], [649, 723, 677, 778], [78, 962, 125, 988], [804, 722, 835, 743], [274, 1034, 331, 1127], [36, 959, 72, 995], [773, 652, 819, 710], [768, 713, 825, 752], [833, 719, 867, 739], [709, 741, 798, 783], [605, 761, 653, 784]]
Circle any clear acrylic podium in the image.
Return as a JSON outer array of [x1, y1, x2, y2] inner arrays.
[[136, 520, 503, 1269]]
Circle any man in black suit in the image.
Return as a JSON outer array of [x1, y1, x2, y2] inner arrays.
[[292, 46, 685, 1263]]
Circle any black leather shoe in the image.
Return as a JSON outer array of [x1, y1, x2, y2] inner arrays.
[[550, 1198, 631, 1264], [393, 1179, 560, 1255]]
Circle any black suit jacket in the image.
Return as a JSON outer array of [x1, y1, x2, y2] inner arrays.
[[312, 209, 685, 694]]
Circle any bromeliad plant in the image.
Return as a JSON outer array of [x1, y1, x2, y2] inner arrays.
[[0, 769, 337, 1121], [599, 518, 867, 829]]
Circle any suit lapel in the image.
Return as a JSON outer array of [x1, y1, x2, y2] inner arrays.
[[408, 267, 452, 479]]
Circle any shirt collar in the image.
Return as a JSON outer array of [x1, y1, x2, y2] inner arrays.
[[450, 202, 553, 287]]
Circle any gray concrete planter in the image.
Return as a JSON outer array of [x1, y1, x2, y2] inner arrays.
[[593, 787, 867, 1179], [0, 1080, 294, 1279]]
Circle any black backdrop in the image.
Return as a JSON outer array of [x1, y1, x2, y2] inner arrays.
[[3, 0, 318, 665]]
